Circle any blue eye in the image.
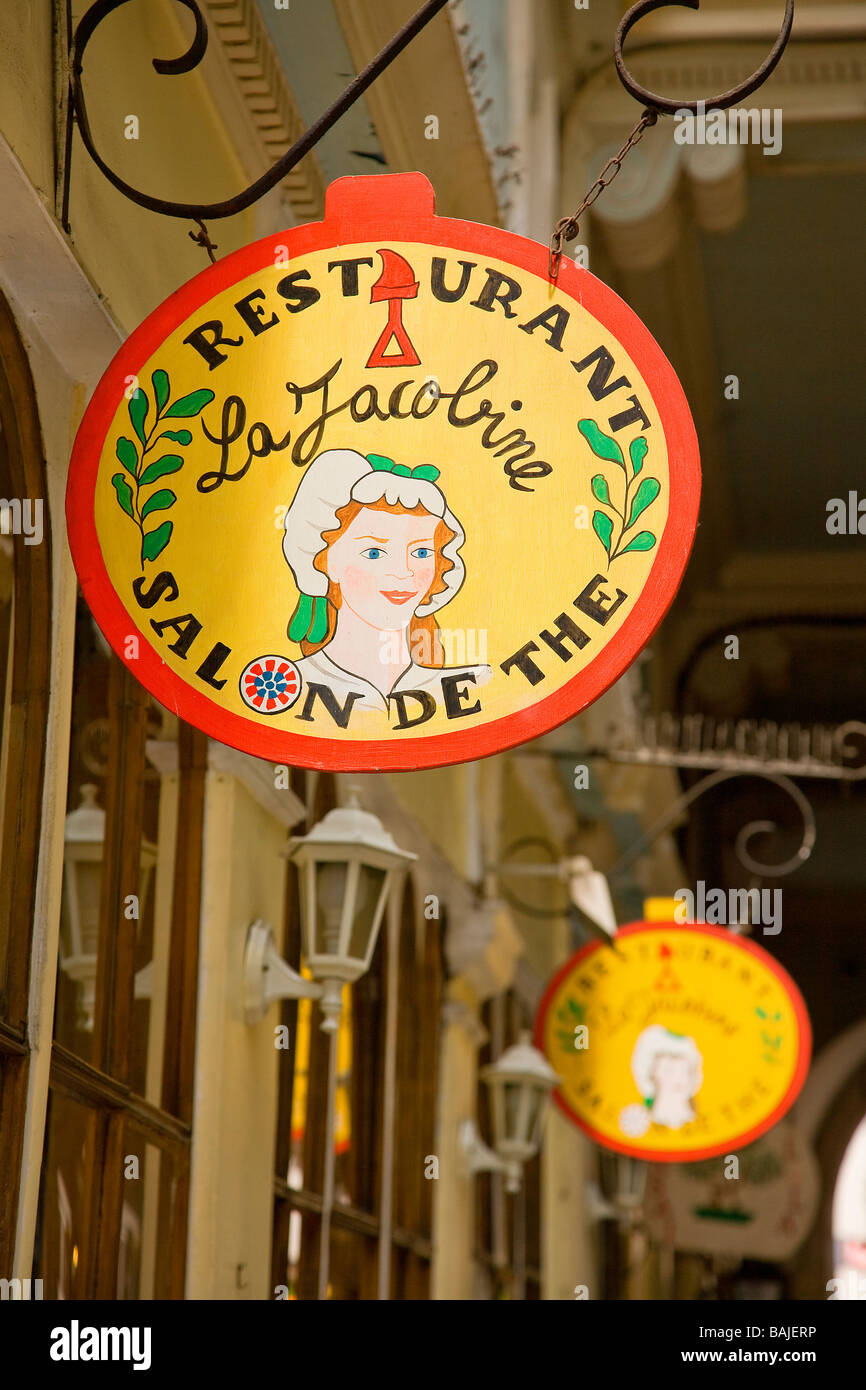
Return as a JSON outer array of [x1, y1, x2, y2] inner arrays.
[[412, 547, 432, 559], [362, 547, 384, 559]]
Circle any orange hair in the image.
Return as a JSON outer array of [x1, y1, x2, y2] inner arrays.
[[290, 498, 456, 665]]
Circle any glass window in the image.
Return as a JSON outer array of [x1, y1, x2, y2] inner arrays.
[[33, 1091, 96, 1300], [36, 609, 207, 1298]]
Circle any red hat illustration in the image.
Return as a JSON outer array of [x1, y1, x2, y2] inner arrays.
[[366, 248, 421, 367], [369, 249, 420, 301]]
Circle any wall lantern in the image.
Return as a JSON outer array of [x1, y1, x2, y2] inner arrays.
[[244, 789, 415, 1032], [462, 1031, 560, 1193], [60, 783, 157, 1031], [600, 1151, 648, 1222]]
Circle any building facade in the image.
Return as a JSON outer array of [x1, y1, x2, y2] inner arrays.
[[1, 0, 864, 1302]]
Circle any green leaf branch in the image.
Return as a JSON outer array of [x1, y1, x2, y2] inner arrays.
[[110, 369, 214, 569], [578, 419, 661, 564]]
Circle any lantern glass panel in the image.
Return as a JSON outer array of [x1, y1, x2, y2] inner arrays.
[[314, 862, 350, 955], [505, 1081, 543, 1149], [528, 1091, 547, 1148], [56, 858, 104, 1059], [63, 859, 102, 958], [348, 864, 387, 962]]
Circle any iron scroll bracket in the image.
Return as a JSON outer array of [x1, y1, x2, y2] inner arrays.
[[63, 0, 450, 233], [549, 0, 795, 275], [614, 0, 796, 116], [494, 767, 815, 922]]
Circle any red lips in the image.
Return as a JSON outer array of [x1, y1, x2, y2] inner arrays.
[[380, 590, 416, 604]]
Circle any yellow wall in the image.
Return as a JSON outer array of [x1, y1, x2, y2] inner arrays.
[[432, 979, 484, 1300], [187, 771, 288, 1299], [0, 0, 262, 334], [0, 4, 55, 197], [387, 765, 476, 881]]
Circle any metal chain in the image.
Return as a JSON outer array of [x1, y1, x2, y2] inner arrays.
[[548, 107, 658, 279], [189, 219, 218, 263], [546, 0, 793, 278]]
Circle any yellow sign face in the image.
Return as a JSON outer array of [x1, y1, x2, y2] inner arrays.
[[67, 173, 700, 771], [535, 923, 811, 1161]]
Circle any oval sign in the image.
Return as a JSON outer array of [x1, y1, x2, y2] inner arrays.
[[535, 922, 811, 1162], [67, 173, 700, 771]]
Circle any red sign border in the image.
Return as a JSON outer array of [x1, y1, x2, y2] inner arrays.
[[66, 173, 701, 772], [534, 921, 812, 1163]]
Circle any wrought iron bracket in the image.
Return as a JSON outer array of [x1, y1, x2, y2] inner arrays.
[[493, 765, 817, 922], [549, 0, 795, 275], [62, 0, 449, 234], [615, 0, 795, 116], [609, 767, 815, 882], [527, 717, 866, 784]]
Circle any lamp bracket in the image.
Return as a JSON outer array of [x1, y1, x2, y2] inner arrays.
[[243, 920, 321, 1025], [458, 1118, 521, 1193]]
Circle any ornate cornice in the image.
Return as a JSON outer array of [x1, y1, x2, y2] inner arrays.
[[145, 737, 307, 828], [332, 0, 500, 223], [202, 0, 325, 221], [579, 40, 866, 126]]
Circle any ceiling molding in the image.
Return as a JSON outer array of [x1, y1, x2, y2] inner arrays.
[[564, 35, 866, 258], [202, 0, 325, 221], [626, 5, 866, 48], [560, 30, 866, 708], [332, 0, 500, 223], [571, 40, 866, 128]]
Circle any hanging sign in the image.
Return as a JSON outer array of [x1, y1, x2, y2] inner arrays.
[[67, 173, 700, 771], [643, 1118, 820, 1259], [535, 922, 810, 1162]]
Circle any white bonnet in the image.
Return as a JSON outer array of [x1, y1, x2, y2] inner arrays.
[[630, 1025, 702, 1098], [282, 448, 464, 618]]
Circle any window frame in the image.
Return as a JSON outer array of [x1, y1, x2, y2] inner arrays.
[[0, 293, 52, 1272], [37, 669, 207, 1300]]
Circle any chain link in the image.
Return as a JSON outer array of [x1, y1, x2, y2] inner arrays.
[[189, 219, 219, 263], [548, 108, 658, 279]]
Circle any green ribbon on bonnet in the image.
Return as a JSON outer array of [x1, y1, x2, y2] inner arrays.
[[288, 455, 440, 644], [367, 453, 440, 482]]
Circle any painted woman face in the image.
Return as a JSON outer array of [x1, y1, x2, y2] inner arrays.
[[324, 507, 438, 631], [652, 1053, 695, 1099]]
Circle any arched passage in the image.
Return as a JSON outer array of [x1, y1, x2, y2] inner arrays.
[[791, 1022, 866, 1298], [832, 1111, 866, 1296]]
